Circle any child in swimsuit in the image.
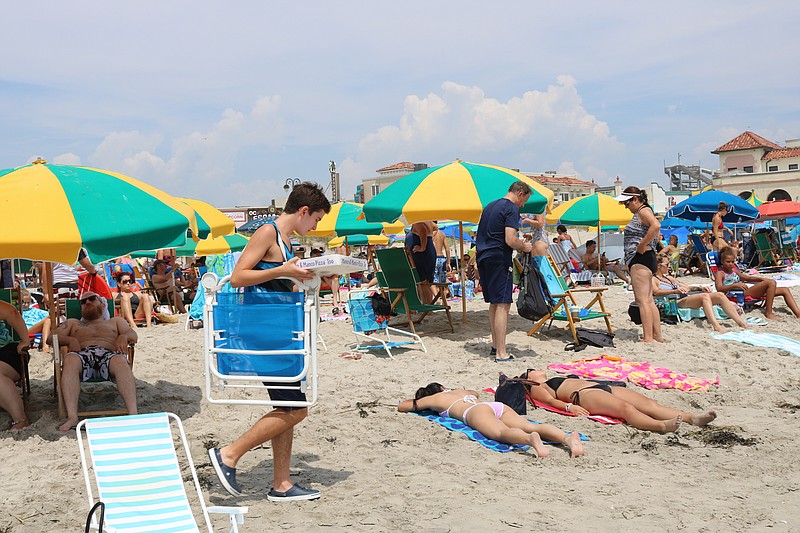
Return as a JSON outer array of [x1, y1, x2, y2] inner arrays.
[[713, 247, 800, 320], [398, 383, 584, 458]]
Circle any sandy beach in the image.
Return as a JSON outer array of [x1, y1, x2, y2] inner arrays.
[[2, 270, 799, 532]]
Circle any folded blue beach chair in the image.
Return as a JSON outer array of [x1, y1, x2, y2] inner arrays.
[[348, 289, 425, 358], [202, 273, 318, 407]]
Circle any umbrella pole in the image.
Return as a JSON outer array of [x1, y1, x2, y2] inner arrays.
[[459, 221, 466, 323], [45, 262, 57, 334]]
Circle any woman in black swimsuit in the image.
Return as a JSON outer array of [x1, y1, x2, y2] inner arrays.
[[523, 369, 717, 433], [114, 272, 154, 328], [617, 186, 663, 343]]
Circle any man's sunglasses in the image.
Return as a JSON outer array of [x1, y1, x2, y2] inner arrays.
[[119, 279, 132, 284], [81, 295, 99, 304]]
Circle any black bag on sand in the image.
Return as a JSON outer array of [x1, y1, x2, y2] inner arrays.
[[628, 302, 642, 324], [565, 327, 615, 351], [516, 253, 553, 321], [495, 373, 528, 415], [629, 301, 678, 326]]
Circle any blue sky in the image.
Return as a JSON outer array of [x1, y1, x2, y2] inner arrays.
[[2, 1, 798, 207]]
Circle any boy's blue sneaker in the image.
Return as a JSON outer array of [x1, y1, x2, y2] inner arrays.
[[267, 484, 321, 502], [208, 448, 242, 496]]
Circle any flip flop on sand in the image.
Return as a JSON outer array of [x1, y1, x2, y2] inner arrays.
[[339, 352, 362, 360], [494, 354, 515, 363], [745, 316, 768, 326]]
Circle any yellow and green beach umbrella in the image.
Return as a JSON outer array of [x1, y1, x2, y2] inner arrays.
[[132, 233, 250, 258], [179, 197, 236, 239], [546, 193, 632, 227], [328, 234, 389, 247], [362, 161, 554, 224], [308, 201, 405, 237], [0, 160, 197, 263], [182, 233, 249, 256]]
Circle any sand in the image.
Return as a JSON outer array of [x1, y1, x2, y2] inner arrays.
[[2, 273, 799, 532]]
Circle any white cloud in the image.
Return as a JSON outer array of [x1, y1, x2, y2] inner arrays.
[[341, 77, 625, 192], [83, 95, 284, 204], [51, 153, 82, 165]]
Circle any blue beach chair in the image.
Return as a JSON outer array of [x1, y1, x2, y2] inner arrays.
[[202, 274, 318, 407], [78, 412, 247, 532], [348, 290, 425, 358]]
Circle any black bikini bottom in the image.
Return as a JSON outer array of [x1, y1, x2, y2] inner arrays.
[[569, 380, 626, 405]]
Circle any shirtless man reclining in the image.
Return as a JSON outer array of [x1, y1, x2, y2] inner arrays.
[[581, 239, 631, 285], [48, 291, 138, 432]]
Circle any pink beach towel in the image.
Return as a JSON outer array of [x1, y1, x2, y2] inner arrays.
[[482, 387, 623, 425], [547, 354, 719, 392]]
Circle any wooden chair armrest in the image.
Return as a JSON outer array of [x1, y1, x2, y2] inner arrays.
[[380, 287, 407, 293], [569, 287, 608, 293]]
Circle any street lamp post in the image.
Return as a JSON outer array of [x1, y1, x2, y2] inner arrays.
[[283, 177, 301, 194]]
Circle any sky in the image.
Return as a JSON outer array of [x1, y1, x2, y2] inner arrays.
[[2, 1, 799, 208]]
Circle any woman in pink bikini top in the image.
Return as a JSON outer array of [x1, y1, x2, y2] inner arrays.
[[397, 383, 583, 458]]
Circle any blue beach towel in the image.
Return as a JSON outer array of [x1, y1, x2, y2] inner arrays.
[[410, 410, 588, 453], [711, 331, 800, 357]]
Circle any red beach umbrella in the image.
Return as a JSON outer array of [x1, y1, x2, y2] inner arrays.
[[757, 200, 800, 220]]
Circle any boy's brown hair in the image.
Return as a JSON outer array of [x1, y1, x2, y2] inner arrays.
[[284, 182, 332, 215]]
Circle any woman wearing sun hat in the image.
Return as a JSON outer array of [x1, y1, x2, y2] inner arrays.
[[616, 186, 663, 342]]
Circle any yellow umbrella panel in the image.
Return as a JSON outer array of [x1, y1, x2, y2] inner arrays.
[[328, 234, 389, 247], [178, 197, 236, 239], [308, 201, 405, 237]]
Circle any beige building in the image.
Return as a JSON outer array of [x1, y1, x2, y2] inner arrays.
[[359, 162, 428, 202], [524, 172, 596, 205], [711, 131, 800, 202]]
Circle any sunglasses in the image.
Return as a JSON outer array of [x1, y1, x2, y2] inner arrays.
[[81, 295, 99, 304], [119, 279, 133, 284]]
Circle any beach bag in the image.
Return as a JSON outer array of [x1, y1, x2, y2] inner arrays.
[[629, 301, 678, 325], [494, 373, 528, 415], [516, 254, 553, 321], [566, 327, 615, 351], [154, 311, 179, 324], [369, 292, 393, 323], [628, 302, 642, 324]]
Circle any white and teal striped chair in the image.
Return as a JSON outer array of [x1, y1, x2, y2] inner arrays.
[[77, 412, 247, 532]]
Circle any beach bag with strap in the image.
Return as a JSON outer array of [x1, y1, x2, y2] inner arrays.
[[369, 292, 393, 324], [516, 254, 553, 321], [576, 327, 615, 348], [494, 373, 528, 415]]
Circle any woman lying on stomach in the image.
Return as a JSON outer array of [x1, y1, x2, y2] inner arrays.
[[398, 383, 584, 458]]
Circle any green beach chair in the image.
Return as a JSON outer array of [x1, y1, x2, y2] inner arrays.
[[527, 255, 613, 345], [752, 231, 790, 269], [374, 247, 454, 335], [52, 298, 135, 419]]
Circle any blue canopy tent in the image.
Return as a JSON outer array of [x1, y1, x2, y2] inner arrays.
[[660, 216, 705, 230], [440, 226, 474, 243], [661, 226, 691, 244]]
